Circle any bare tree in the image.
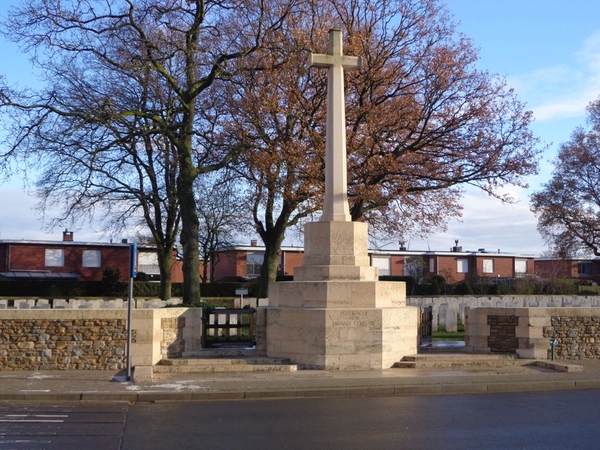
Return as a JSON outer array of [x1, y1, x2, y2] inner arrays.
[[196, 173, 251, 282], [0, 0, 295, 302], [531, 97, 600, 258]]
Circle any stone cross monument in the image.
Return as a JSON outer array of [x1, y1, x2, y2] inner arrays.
[[260, 29, 418, 370], [310, 28, 361, 222]]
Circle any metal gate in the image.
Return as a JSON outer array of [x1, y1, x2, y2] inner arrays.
[[201, 307, 256, 348], [419, 306, 433, 346]]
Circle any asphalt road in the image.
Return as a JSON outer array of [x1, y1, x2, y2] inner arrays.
[[2, 390, 600, 449]]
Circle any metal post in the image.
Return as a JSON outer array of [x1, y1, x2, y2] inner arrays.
[[126, 276, 133, 380], [126, 242, 137, 381]]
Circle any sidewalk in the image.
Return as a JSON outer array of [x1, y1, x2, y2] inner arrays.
[[1, 360, 600, 402]]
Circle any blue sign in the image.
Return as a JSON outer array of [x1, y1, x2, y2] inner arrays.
[[130, 242, 137, 278]]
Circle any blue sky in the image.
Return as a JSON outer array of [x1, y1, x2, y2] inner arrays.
[[2, 0, 600, 254]]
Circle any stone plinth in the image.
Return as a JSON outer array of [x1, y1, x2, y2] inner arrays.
[[265, 304, 418, 370], [269, 279, 406, 309], [264, 221, 418, 370], [298, 222, 375, 273]]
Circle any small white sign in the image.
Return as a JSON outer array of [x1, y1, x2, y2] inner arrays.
[[235, 289, 249, 296]]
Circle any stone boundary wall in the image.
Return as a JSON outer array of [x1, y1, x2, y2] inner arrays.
[[466, 307, 600, 360], [407, 296, 600, 332], [0, 298, 182, 310], [0, 296, 253, 310], [0, 308, 203, 371], [544, 316, 600, 360]]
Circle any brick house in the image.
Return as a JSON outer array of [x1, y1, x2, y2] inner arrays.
[[211, 240, 304, 281], [211, 241, 535, 283], [534, 257, 600, 283], [0, 231, 136, 281]]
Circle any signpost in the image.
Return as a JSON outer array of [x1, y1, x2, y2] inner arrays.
[[236, 288, 249, 307], [126, 243, 137, 381], [549, 338, 559, 361]]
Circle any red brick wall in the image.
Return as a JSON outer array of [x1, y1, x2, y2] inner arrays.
[[390, 255, 405, 276], [283, 251, 303, 276], [7, 244, 130, 281], [212, 250, 246, 280], [437, 255, 468, 283], [172, 259, 184, 283], [474, 256, 514, 278], [534, 260, 577, 278]]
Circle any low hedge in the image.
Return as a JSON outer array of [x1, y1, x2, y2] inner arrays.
[[0, 280, 260, 299]]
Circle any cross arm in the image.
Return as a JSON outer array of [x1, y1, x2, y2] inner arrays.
[[309, 54, 363, 70]]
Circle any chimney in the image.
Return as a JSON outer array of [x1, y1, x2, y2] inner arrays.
[[251, 240, 258, 247], [451, 239, 462, 252], [62, 229, 73, 241]]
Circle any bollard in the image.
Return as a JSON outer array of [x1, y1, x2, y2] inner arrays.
[[549, 338, 559, 361]]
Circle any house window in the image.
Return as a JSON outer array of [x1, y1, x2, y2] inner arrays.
[[578, 262, 593, 276], [45, 249, 64, 267], [429, 258, 435, 273], [82, 250, 101, 268], [371, 256, 391, 276], [457, 258, 469, 273], [246, 252, 264, 277], [515, 259, 528, 277], [483, 259, 494, 274]]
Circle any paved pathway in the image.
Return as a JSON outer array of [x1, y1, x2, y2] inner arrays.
[[1, 359, 600, 402]]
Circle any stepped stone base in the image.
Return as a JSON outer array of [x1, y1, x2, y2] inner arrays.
[[265, 305, 418, 370], [264, 221, 419, 370], [269, 280, 406, 309]]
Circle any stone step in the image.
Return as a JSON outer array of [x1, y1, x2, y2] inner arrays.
[[394, 353, 534, 369], [154, 356, 299, 373], [404, 353, 518, 362], [418, 343, 468, 354], [182, 348, 259, 358]]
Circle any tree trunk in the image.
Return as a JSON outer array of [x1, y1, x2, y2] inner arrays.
[[156, 248, 173, 300], [178, 147, 201, 304], [258, 229, 286, 299]]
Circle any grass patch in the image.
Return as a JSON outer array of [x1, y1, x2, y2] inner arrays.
[[579, 286, 600, 295], [432, 321, 465, 341], [433, 330, 465, 341]]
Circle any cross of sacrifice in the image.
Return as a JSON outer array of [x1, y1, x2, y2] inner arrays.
[[310, 28, 362, 222]]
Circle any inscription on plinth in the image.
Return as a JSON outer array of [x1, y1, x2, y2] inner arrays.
[[331, 310, 378, 328]]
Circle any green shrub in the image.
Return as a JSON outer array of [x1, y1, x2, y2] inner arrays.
[[135, 272, 150, 282], [430, 275, 446, 295]]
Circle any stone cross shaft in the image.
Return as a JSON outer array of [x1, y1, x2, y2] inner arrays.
[[310, 29, 362, 222]]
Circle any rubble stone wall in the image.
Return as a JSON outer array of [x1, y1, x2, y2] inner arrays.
[[544, 316, 600, 360], [0, 311, 128, 371], [466, 307, 600, 360], [0, 308, 203, 371]]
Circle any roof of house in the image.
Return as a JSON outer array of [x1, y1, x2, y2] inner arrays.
[[0, 271, 79, 280], [0, 239, 161, 251], [223, 244, 535, 258]]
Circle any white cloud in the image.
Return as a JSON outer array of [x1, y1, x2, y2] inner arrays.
[[0, 188, 109, 242], [514, 31, 600, 122], [406, 188, 545, 256]]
